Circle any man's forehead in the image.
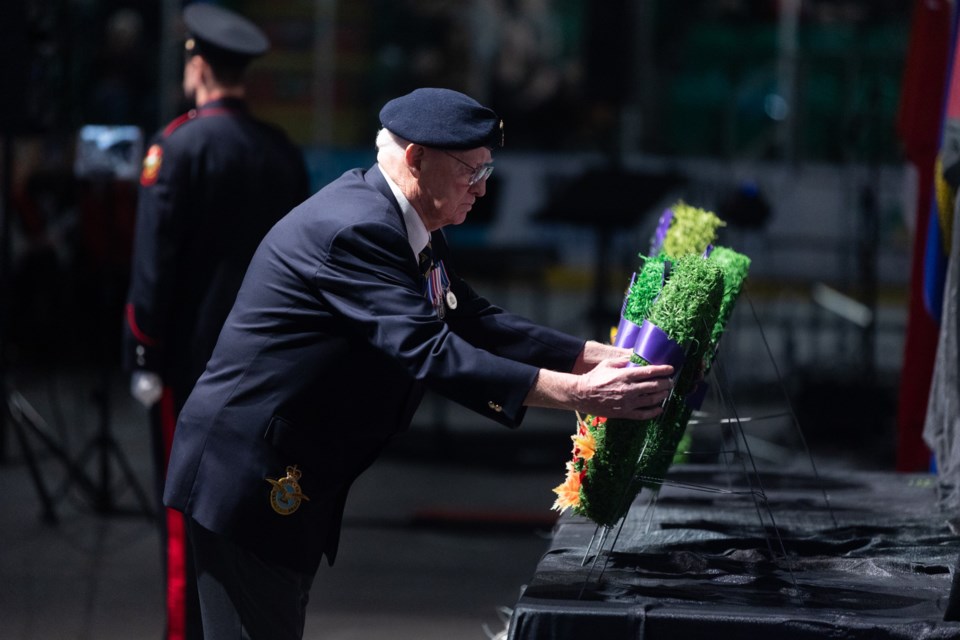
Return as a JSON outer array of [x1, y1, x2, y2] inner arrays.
[[464, 147, 493, 163]]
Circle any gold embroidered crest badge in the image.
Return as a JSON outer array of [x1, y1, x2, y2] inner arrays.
[[265, 465, 310, 516]]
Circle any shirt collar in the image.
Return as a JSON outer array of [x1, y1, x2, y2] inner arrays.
[[381, 168, 430, 258], [198, 96, 247, 113]]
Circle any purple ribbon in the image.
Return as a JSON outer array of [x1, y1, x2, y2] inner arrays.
[[650, 209, 674, 255], [703, 244, 714, 258], [614, 316, 643, 349], [629, 319, 685, 369]]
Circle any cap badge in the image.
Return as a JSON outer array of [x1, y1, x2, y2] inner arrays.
[[140, 144, 163, 187], [266, 465, 310, 516]]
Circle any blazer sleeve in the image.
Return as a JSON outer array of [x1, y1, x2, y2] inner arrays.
[[122, 135, 193, 373], [433, 232, 585, 373], [312, 221, 545, 427]]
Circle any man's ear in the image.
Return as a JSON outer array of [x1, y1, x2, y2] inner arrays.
[[404, 143, 424, 176], [192, 54, 214, 86], [187, 54, 203, 73]]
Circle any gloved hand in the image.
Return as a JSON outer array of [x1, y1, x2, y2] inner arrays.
[[131, 370, 163, 408]]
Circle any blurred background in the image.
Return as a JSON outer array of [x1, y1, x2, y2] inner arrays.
[[1, 0, 944, 638], [0, 0, 918, 464]]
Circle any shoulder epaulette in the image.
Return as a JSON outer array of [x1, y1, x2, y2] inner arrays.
[[162, 109, 198, 138], [161, 105, 241, 139]]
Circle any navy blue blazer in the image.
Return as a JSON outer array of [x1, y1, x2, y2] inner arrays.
[[163, 165, 584, 573]]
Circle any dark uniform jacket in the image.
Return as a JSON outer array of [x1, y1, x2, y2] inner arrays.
[[163, 165, 585, 574], [123, 97, 310, 408]]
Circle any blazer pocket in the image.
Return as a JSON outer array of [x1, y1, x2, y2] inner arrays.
[[263, 414, 310, 462]]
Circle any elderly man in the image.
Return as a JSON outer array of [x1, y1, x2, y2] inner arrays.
[[163, 87, 673, 639]]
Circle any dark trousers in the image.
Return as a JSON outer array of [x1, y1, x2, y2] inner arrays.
[[188, 518, 315, 640]]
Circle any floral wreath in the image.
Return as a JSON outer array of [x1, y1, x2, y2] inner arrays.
[[553, 202, 751, 527]]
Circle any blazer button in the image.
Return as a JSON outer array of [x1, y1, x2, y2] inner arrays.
[[488, 401, 503, 413]]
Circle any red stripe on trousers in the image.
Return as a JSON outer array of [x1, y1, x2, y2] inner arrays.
[[160, 388, 187, 640]]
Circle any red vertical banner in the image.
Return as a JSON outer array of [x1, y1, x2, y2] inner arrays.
[[895, 0, 953, 472]]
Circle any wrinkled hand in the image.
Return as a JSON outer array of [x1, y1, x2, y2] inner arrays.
[[573, 357, 674, 420], [131, 370, 163, 408], [571, 340, 633, 374]]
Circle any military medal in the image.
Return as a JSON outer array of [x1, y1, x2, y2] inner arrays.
[[266, 465, 310, 516], [424, 259, 453, 319]]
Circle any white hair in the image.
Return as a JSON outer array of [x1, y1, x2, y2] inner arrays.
[[375, 128, 410, 164]]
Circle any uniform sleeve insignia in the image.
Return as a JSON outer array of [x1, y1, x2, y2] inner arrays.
[[266, 465, 310, 516], [140, 144, 163, 187]]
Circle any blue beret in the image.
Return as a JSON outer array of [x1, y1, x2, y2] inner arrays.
[[183, 4, 269, 63], [379, 88, 504, 150]]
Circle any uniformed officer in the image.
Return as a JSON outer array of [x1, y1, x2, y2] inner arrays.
[[162, 87, 674, 639], [122, 5, 310, 639]]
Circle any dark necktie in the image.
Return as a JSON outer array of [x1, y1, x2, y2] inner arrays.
[[418, 241, 434, 276]]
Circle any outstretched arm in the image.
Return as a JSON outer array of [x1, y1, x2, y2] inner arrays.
[[525, 356, 674, 421]]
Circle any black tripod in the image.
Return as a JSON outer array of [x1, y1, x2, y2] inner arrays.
[[73, 167, 154, 519], [1, 129, 153, 523]]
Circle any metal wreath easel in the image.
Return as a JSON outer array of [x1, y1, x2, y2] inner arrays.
[[573, 289, 837, 605]]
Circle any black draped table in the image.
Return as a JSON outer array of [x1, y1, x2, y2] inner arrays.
[[508, 465, 960, 639]]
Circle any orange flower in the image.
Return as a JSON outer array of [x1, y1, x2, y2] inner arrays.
[[572, 432, 596, 461], [551, 461, 583, 512]]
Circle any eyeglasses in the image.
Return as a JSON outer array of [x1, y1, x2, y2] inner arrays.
[[440, 150, 494, 186]]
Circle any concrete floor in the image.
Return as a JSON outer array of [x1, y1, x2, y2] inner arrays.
[[0, 368, 575, 640]]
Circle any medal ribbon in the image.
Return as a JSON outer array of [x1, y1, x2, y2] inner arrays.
[[424, 259, 450, 319]]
